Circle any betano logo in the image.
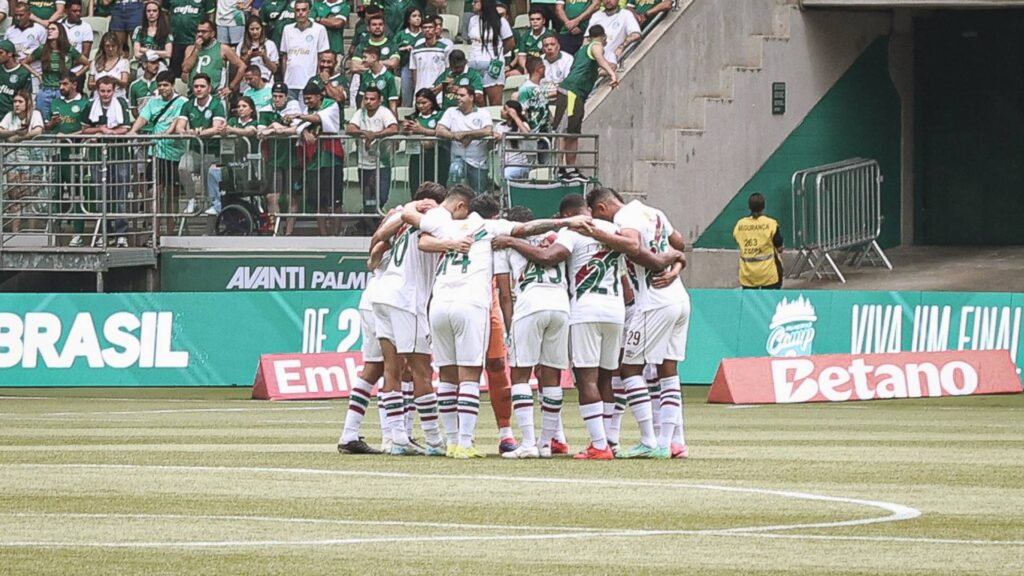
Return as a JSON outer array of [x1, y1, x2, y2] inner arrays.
[[770, 357, 977, 403], [0, 311, 189, 369]]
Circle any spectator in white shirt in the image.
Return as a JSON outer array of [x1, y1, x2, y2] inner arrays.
[[437, 84, 493, 193], [279, 0, 329, 100], [586, 0, 641, 65], [346, 85, 398, 220], [59, 0, 91, 84], [541, 35, 573, 87], [466, 0, 515, 105]]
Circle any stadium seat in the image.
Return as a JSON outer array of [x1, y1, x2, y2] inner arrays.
[[484, 105, 503, 122], [513, 14, 529, 31], [396, 106, 415, 120], [441, 14, 459, 41], [504, 74, 527, 95], [174, 78, 189, 96], [84, 17, 109, 40], [343, 166, 360, 184]]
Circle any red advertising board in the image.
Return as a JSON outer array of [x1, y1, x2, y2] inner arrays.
[[707, 349, 1022, 404], [252, 352, 577, 401]]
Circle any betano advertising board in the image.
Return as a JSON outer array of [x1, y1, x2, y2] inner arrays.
[[0, 290, 1021, 387]]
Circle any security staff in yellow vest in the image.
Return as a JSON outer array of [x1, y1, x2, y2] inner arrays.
[[733, 192, 784, 289]]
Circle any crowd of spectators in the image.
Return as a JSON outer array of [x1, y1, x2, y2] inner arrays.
[[0, 0, 668, 238]]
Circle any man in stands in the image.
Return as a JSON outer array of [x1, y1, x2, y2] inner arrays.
[[587, 0, 641, 66], [540, 32, 572, 88], [242, 65, 273, 112], [0, 39, 34, 120], [436, 85, 492, 193], [432, 49, 484, 109], [552, 25, 617, 182], [171, 72, 226, 216], [627, 0, 673, 29], [129, 57, 161, 117], [586, 187, 690, 459], [355, 44, 399, 115], [256, 81, 303, 235], [346, 84, 397, 236], [128, 70, 186, 237], [555, 0, 600, 55], [510, 9, 552, 76], [166, 0, 215, 78], [182, 19, 246, 99], [409, 15, 452, 97], [518, 56, 551, 132], [310, 51, 348, 106], [280, 0, 330, 101], [81, 77, 134, 247], [733, 192, 784, 289]]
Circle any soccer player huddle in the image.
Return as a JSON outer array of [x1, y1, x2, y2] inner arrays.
[[337, 182, 691, 460]]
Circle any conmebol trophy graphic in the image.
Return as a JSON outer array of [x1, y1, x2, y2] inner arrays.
[[766, 296, 818, 357]]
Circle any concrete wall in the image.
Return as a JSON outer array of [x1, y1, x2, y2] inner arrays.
[[585, 1, 893, 246]]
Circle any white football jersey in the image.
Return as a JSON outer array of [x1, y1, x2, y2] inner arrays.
[[494, 232, 570, 320], [371, 208, 437, 314], [359, 250, 390, 312], [421, 211, 516, 309], [613, 200, 687, 311], [556, 219, 626, 325]]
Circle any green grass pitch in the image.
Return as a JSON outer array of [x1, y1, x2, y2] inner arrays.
[[0, 386, 1022, 575]]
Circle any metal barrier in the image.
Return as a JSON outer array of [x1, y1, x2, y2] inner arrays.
[[595, 2, 678, 90], [1, 130, 601, 244], [1, 135, 159, 251], [788, 158, 893, 283]]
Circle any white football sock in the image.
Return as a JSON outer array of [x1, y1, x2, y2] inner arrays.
[[510, 383, 536, 448], [457, 381, 481, 449], [437, 381, 459, 446], [340, 377, 374, 444], [579, 401, 607, 450], [539, 387, 563, 448], [657, 376, 683, 449], [623, 375, 656, 447]]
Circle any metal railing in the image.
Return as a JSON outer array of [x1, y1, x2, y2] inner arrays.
[[1, 135, 159, 251], [788, 158, 893, 283], [594, 2, 678, 90], [0, 131, 601, 247]]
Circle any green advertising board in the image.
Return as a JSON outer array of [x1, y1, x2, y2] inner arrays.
[[1, 289, 1020, 387], [160, 251, 371, 292], [0, 292, 364, 386]]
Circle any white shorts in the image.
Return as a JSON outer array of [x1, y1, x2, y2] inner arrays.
[[429, 300, 489, 367], [570, 322, 623, 370], [359, 309, 383, 363], [622, 295, 691, 366], [372, 303, 431, 355], [621, 303, 637, 351], [509, 310, 570, 369]]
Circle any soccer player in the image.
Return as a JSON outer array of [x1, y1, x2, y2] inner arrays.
[[401, 188, 590, 458], [337, 230, 392, 455], [492, 205, 573, 459], [586, 187, 689, 459], [369, 182, 457, 456]]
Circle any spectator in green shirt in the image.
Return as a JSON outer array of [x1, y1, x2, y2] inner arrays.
[[626, 0, 671, 28], [45, 71, 89, 246], [401, 87, 449, 193], [28, 0, 64, 26], [431, 49, 484, 109], [22, 21, 88, 119], [171, 72, 227, 215], [205, 94, 259, 215], [356, 44, 399, 116]]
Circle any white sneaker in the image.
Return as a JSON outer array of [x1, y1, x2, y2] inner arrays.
[[380, 438, 394, 454], [203, 206, 219, 216], [501, 445, 540, 459], [182, 198, 197, 214], [94, 238, 105, 248], [538, 444, 553, 459], [69, 235, 83, 247], [115, 236, 128, 248]]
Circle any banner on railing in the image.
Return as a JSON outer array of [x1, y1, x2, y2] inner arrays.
[[160, 251, 372, 291], [0, 289, 1021, 387]]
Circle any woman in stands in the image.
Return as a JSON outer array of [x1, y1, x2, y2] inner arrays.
[[402, 87, 450, 192], [206, 96, 260, 216], [236, 16, 279, 93], [0, 91, 44, 233], [22, 23, 90, 119], [88, 32, 131, 99], [394, 7, 423, 108], [466, 0, 515, 105], [132, 1, 173, 73], [494, 99, 532, 181]]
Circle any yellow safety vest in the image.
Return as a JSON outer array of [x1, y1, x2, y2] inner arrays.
[[733, 215, 781, 287]]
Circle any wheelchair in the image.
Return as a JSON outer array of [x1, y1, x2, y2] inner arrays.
[[212, 139, 273, 236]]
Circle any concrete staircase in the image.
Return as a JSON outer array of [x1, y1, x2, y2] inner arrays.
[[585, 0, 891, 244]]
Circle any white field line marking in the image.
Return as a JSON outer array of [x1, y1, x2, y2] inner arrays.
[[3, 512, 608, 533], [2, 463, 921, 533], [37, 407, 333, 416], [2, 513, 1022, 549], [727, 405, 763, 409]]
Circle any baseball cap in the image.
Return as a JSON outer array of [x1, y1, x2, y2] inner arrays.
[[303, 80, 322, 96], [0, 40, 15, 54], [271, 82, 289, 95]]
